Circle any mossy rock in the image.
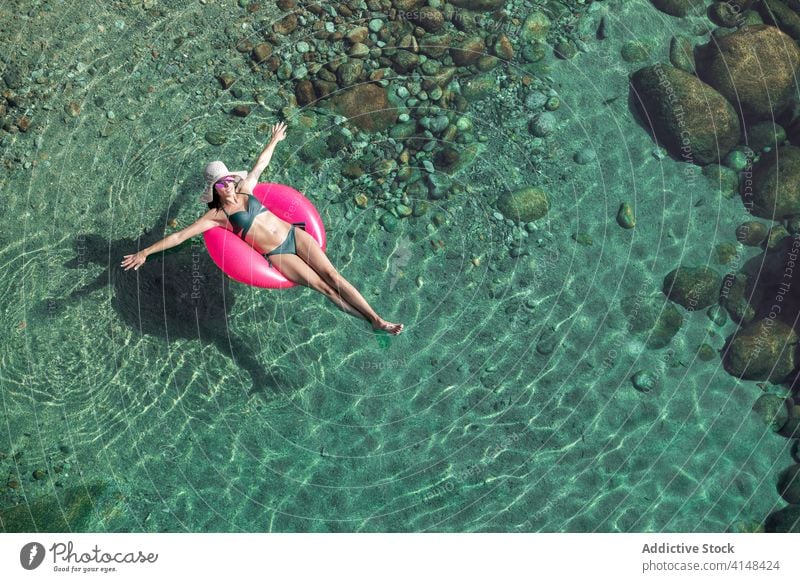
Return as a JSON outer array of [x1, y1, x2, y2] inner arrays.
[[497, 187, 550, 222], [662, 266, 722, 310]]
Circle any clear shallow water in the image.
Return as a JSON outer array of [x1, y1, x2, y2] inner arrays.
[[0, 0, 793, 532]]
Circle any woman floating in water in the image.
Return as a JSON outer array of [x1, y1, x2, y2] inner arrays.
[[121, 121, 403, 335]]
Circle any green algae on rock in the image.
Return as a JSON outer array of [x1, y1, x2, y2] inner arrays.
[[630, 64, 740, 165], [497, 187, 549, 222], [662, 266, 722, 310]]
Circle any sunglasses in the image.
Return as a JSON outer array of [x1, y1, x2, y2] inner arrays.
[[214, 177, 240, 190]]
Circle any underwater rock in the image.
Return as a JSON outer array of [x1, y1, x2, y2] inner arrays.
[[747, 145, 800, 219], [295, 79, 316, 105], [494, 33, 514, 60], [752, 393, 790, 432], [631, 370, 657, 393], [419, 32, 452, 58], [621, 292, 683, 349], [722, 318, 798, 381], [650, 0, 701, 17], [328, 84, 398, 132], [736, 220, 769, 247], [715, 242, 738, 265], [720, 272, 760, 324], [553, 40, 577, 60], [708, 1, 744, 27], [663, 266, 721, 310], [252, 42, 272, 64], [765, 505, 800, 532], [448, 0, 505, 9], [529, 111, 557, 137], [497, 187, 550, 222], [723, 146, 753, 171], [616, 202, 635, 228], [462, 73, 497, 100], [758, 0, 800, 40], [669, 35, 695, 74], [273, 13, 298, 35], [204, 131, 226, 146], [520, 11, 550, 42], [777, 464, 800, 504], [408, 7, 445, 32], [630, 64, 740, 165], [695, 25, 800, 121], [697, 343, 717, 361], [574, 148, 597, 164], [743, 120, 787, 152], [621, 40, 653, 63], [766, 224, 790, 250], [450, 35, 486, 66]]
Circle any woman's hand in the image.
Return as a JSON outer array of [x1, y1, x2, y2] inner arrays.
[[270, 121, 287, 144], [121, 251, 147, 271]]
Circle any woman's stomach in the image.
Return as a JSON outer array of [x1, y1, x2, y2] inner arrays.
[[245, 211, 290, 254]]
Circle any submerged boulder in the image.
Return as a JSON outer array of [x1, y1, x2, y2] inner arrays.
[[746, 145, 800, 219], [722, 318, 798, 381], [695, 25, 800, 121], [630, 64, 740, 165]]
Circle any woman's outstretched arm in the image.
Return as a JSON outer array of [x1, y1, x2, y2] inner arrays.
[[121, 213, 220, 271]]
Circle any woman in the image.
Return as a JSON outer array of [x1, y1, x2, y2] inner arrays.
[[121, 121, 403, 335]]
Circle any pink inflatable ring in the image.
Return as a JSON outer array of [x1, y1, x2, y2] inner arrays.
[[203, 182, 327, 289]]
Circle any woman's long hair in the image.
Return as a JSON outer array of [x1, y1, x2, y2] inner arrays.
[[207, 187, 225, 212]]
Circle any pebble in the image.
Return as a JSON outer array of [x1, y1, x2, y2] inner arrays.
[[574, 148, 596, 164], [205, 131, 226, 145], [723, 148, 753, 172], [529, 111, 556, 137], [616, 202, 635, 228], [369, 18, 384, 33], [631, 370, 657, 393], [525, 91, 548, 110]]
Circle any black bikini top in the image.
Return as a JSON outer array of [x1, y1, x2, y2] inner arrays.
[[222, 194, 267, 240]]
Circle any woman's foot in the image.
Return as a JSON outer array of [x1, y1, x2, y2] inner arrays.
[[373, 318, 404, 335]]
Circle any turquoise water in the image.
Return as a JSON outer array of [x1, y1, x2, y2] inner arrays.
[[0, 0, 794, 532]]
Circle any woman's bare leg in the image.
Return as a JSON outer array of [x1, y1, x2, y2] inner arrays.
[[330, 275, 404, 335], [293, 229, 404, 334]]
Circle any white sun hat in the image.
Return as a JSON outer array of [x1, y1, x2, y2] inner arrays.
[[199, 161, 249, 203]]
